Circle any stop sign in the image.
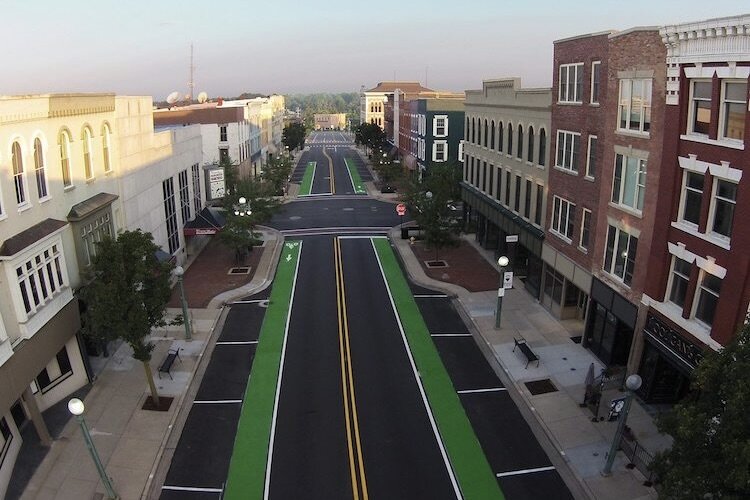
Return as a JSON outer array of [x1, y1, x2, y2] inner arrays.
[[396, 203, 407, 216]]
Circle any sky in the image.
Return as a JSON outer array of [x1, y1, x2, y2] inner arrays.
[[1, 1, 747, 99]]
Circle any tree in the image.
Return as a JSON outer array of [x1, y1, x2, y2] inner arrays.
[[262, 154, 293, 196], [79, 230, 176, 408], [650, 324, 750, 498], [402, 162, 463, 262], [283, 122, 306, 151], [353, 122, 386, 154]]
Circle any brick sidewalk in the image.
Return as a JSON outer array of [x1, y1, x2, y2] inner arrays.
[[409, 239, 500, 292]]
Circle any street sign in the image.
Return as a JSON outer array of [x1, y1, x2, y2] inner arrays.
[[503, 271, 514, 289], [396, 203, 407, 216], [505, 234, 519, 243]]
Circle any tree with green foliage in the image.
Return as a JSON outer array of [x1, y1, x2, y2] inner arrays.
[[79, 230, 176, 408], [650, 324, 750, 499], [354, 122, 387, 154], [402, 162, 463, 262], [262, 154, 294, 196], [283, 122, 307, 151]]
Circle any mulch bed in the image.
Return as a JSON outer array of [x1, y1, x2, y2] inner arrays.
[[167, 238, 264, 308], [409, 240, 501, 292], [142, 396, 174, 412]]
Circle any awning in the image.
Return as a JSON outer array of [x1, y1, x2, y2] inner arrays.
[[183, 207, 226, 236]]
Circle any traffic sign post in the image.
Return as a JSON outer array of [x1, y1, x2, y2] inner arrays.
[[396, 203, 407, 229]]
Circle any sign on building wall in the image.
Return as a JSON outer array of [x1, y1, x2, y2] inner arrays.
[[205, 167, 226, 200]]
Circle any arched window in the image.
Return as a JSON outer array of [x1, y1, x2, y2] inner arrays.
[[34, 138, 48, 199], [508, 123, 513, 155], [12, 141, 27, 205], [102, 123, 112, 173], [471, 118, 476, 143], [59, 129, 72, 187], [82, 126, 94, 179], [539, 129, 547, 167], [517, 125, 523, 159], [465, 117, 470, 141], [527, 127, 535, 163], [498, 122, 504, 152], [483, 119, 488, 147], [490, 121, 495, 149]]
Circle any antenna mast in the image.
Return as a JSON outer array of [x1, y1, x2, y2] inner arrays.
[[188, 43, 195, 102]]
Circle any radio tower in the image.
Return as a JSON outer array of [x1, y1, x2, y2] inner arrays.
[[187, 43, 195, 103]]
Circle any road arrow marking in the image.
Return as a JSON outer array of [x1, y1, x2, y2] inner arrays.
[[286, 254, 292, 262]]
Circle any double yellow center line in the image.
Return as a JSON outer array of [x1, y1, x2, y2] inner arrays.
[[322, 148, 336, 194], [333, 237, 368, 500]]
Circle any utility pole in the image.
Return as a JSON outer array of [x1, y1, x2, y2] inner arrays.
[[188, 43, 195, 102]]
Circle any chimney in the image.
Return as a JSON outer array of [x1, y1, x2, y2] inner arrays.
[[217, 97, 224, 106]]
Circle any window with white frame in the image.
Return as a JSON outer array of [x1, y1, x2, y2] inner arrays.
[[82, 127, 94, 180], [667, 257, 692, 308], [432, 141, 447, 162], [179, 170, 191, 225], [690, 81, 713, 135], [709, 178, 737, 239], [591, 61, 601, 104], [36, 346, 73, 394], [433, 115, 447, 137], [550, 195, 575, 240], [694, 271, 721, 326], [419, 139, 426, 161], [555, 130, 580, 172], [219, 125, 228, 142], [33, 138, 49, 200], [558, 63, 584, 103], [579, 209, 591, 250], [585, 135, 597, 178], [59, 130, 73, 187], [720, 81, 747, 141], [458, 140, 464, 162], [11, 141, 28, 206], [192, 163, 202, 214], [163, 178, 179, 254], [81, 213, 112, 266], [603, 225, 638, 285], [16, 242, 67, 316], [618, 79, 652, 133], [679, 171, 704, 226], [611, 154, 646, 211]]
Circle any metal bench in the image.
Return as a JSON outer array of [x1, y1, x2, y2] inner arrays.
[[158, 348, 181, 379], [513, 337, 539, 369]]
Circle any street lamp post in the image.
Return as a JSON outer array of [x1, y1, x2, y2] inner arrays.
[[68, 398, 119, 499], [495, 256, 510, 329], [601, 374, 643, 476], [233, 196, 251, 217], [173, 266, 192, 341]]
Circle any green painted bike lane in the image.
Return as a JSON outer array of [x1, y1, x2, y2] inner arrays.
[[224, 241, 302, 500], [299, 162, 315, 195], [372, 237, 504, 500], [344, 157, 366, 194]]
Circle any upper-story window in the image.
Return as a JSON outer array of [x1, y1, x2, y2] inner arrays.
[[471, 118, 476, 143], [539, 129, 546, 167], [433, 141, 447, 162], [618, 79, 652, 133], [220, 125, 228, 142], [458, 141, 464, 162], [497, 122, 504, 152], [603, 225, 638, 286], [679, 171, 704, 226], [102, 123, 112, 173], [709, 178, 737, 239], [550, 195, 576, 241], [59, 129, 73, 188], [490, 121, 495, 149], [612, 154, 646, 212], [16, 242, 67, 316], [508, 124, 514, 155], [434, 115, 448, 137], [690, 81, 712, 135], [555, 130, 580, 172], [82, 127, 94, 180], [721, 81, 747, 141], [559, 63, 584, 103], [591, 61, 601, 104], [667, 257, 692, 308], [465, 117, 469, 141], [517, 125, 524, 159], [527, 126, 535, 163], [33, 138, 49, 200], [12, 141, 28, 206], [585, 135, 597, 179], [483, 120, 488, 147], [694, 271, 722, 327]]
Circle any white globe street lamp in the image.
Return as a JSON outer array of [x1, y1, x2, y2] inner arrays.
[[495, 256, 510, 328], [68, 398, 119, 499]]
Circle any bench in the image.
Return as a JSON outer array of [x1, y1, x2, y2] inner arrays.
[[158, 348, 182, 379], [513, 337, 539, 369]]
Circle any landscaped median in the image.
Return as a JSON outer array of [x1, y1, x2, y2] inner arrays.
[[344, 157, 366, 194], [299, 161, 315, 196], [372, 237, 505, 500], [224, 241, 301, 500]]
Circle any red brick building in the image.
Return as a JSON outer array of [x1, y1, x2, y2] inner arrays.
[[635, 16, 750, 403]]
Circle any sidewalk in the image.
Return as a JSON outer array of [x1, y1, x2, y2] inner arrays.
[[390, 229, 669, 500]]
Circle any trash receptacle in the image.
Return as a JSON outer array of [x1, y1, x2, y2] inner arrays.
[[401, 227, 409, 239]]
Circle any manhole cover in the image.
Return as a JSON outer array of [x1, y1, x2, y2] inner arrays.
[[228, 267, 251, 275], [525, 378, 558, 395], [425, 260, 448, 268]]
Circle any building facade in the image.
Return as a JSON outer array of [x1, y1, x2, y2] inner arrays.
[[314, 113, 346, 130], [0, 94, 203, 497], [462, 78, 551, 298], [361, 81, 434, 129], [636, 16, 750, 403]]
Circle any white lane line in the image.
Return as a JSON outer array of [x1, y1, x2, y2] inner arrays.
[[297, 192, 334, 198], [215, 341, 258, 345], [456, 388, 507, 394], [192, 400, 243, 404], [337, 234, 388, 240], [231, 299, 266, 304], [414, 294, 448, 298], [370, 238, 463, 499], [495, 466, 556, 477], [281, 226, 392, 234], [344, 156, 356, 193], [264, 241, 303, 499], [162, 485, 223, 492], [431, 333, 473, 337]]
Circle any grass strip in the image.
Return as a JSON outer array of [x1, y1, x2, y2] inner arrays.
[[224, 241, 302, 500], [373, 238, 504, 500], [344, 158, 366, 194], [299, 162, 315, 195]]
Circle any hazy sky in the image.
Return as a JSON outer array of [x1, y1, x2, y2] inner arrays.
[[1, 1, 746, 99]]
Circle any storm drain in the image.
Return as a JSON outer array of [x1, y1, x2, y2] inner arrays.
[[228, 267, 251, 275], [570, 335, 583, 344], [525, 378, 558, 395], [424, 260, 448, 268]]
